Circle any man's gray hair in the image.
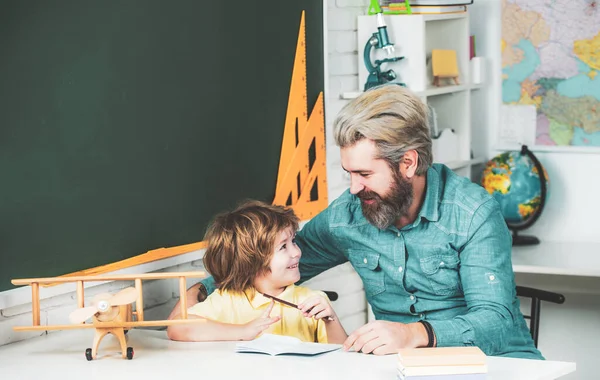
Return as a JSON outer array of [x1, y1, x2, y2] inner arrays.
[[333, 85, 432, 176]]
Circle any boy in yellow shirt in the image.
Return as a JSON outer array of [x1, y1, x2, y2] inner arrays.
[[167, 200, 347, 344]]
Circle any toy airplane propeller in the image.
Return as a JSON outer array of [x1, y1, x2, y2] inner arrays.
[[65, 287, 140, 360], [11, 272, 207, 361], [69, 287, 138, 324]]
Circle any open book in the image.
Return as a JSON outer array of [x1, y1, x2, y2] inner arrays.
[[235, 334, 342, 356]]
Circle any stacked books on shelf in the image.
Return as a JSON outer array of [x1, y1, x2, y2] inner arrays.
[[382, 1, 472, 14], [410, 5, 468, 14], [409, 0, 473, 4], [397, 346, 487, 380]]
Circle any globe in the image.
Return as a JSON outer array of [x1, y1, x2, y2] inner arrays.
[[481, 145, 549, 245]]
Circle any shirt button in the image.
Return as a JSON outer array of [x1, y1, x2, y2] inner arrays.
[[420, 313, 424, 318], [409, 295, 415, 301], [398, 266, 403, 272], [440, 261, 445, 266], [363, 258, 368, 264], [397, 232, 401, 237], [489, 275, 496, 281]]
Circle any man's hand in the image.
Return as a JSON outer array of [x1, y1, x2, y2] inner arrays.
[[343, 320, 429, 355], [240, 300, 281, 341], [298, 294, 338, 321], [197, 283, 208, 302]]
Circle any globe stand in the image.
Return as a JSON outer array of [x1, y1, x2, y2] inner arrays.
[[507, 145, 547, 247], [511, 230, 541, 246]]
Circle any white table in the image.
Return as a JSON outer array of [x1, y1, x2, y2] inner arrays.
[[512, 241, 600, 277], [0, 329, 576, 380]]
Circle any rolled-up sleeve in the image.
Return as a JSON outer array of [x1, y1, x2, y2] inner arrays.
[[428, 199, 517, 355], [200, 275, 217, 295]]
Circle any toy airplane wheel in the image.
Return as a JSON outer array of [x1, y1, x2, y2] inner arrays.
[[126, 347, 134, 360], [85, 348, 93, 361]]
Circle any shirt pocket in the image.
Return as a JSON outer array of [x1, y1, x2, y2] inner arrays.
[[419, 254, 461, 296], [348, 249, 386, 298]]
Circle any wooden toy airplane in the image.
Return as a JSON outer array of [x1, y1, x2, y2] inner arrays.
[[12, 271, 206, 361]]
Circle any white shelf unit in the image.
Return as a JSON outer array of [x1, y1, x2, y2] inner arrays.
[[341, 83, 482, 100], [355, 12, 482, 178]]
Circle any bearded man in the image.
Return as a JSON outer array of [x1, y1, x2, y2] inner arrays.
[[174, 85, 543, 359]]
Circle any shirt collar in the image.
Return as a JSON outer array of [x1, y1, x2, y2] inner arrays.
[[417, 165, 441, 223], [246, 285, 297, 309]]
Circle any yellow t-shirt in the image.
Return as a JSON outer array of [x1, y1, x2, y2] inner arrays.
[[187, 285, 328, 343]]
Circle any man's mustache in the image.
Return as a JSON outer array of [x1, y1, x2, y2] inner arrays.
[[357, 189, 381, 201]]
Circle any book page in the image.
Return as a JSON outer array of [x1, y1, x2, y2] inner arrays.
[[236, 334, 342, 356]]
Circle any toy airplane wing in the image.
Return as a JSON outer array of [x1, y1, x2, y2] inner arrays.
[[11, 271, 207, 360]]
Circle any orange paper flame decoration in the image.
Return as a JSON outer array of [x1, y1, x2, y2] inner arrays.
[[272, 11, 328, 220]]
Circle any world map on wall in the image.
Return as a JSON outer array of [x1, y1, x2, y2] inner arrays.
[[502, 0, 600, 147]]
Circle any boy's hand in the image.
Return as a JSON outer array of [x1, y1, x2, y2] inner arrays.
[[240, 300, 280, 340], [298, 294, 337, 322]]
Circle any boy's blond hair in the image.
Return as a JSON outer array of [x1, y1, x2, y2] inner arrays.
[[202, 200, 299, 293]]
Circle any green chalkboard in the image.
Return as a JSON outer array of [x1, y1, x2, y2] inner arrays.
[[0, 0, 324, 291]]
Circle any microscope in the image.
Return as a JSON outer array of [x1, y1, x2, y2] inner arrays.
[[363, 2, 406, 91]]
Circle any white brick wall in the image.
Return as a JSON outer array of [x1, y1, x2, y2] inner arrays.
[[0, 0, 368, 347], [326, 0, 368, 199], [322, 0, 369, 333]]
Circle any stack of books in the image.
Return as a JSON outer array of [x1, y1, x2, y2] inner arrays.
[[409, 5, 467, 14], [397, 346, 487, 380], [383, 1, 472, 14]]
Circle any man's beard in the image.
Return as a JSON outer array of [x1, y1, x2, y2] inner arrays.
[[357, 169, 413, 230]]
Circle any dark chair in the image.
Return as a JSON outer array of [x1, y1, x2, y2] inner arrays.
[[323, 291, 339, 301], [516, 286, 565, 347]]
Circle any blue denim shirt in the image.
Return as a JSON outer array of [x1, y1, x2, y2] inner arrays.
[[294, 164, 542, 359], [201, 164, 542, 359]]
